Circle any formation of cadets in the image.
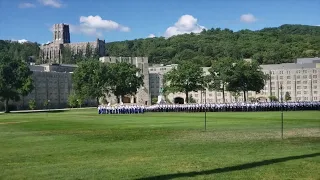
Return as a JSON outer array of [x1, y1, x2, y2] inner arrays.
[[146, 101, 320, 112], [98, 101, 320, 114], [98, 104, 146, 114]]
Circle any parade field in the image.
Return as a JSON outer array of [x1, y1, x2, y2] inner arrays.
[[0, 109, 319, 179]]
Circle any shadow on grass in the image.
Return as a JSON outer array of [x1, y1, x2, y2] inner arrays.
[[0, 109, 69, 114], [136, 152, 320, 180]]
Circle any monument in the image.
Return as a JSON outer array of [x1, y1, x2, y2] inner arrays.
[[157, 87, 166, 104]]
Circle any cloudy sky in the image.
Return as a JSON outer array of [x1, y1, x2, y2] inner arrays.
[[0, 0, 319, 44]]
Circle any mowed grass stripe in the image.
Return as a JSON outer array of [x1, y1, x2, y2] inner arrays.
[[0, 110, 319, 180]]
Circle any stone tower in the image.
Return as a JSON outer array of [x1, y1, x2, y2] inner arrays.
[[53, 23, 70, 44]]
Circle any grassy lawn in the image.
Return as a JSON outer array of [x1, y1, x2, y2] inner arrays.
[[0, 109, 319, 180]]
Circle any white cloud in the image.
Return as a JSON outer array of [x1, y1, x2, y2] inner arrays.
[[18, 3, 36, 8], [38, 0, 62, 8], [164, 15, 206, 38], [240, 13, 257, 23], [148, 34, 156, 38], [11, 39, 29, 43], [68, 15, 130, 37]]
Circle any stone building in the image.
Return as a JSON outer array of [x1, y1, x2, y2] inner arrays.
[[39, 23, 106, 64], [148, 57, 320, 104], [1, 64, 97, 111], [99, 56, 151, 105]]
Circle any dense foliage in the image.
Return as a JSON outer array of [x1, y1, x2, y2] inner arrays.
[[0, 40, 40, 63], [163, 61, 205, 103], [106, 24, 320, 66], [0, 24, 319, 66], [72, 60, 144, 105], [0, 55, 34, 113]]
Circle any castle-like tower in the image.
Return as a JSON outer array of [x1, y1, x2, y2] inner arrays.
[[40, 23, 106, 64], [53, 23, 70, 44]]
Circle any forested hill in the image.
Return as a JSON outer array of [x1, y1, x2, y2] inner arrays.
[[0, 40, 40, 63], [0, 24, 319, 66], [106, 24, 320, 66]]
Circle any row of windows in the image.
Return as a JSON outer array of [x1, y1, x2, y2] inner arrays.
[[268, 80, 318, 85], [270, 69, 318, 74], [271, 75, 318, 80]]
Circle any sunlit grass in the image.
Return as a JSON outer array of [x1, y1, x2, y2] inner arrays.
[[0, 110, 319, 179]]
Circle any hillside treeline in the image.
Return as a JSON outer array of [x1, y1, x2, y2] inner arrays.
[[0, 24, 320, 66], [106, 24, 320, 66]]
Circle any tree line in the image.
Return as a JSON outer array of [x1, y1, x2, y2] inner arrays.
[[163, 58, 268, 103], [106, 24, 320, 66], [1, 24, 320, 66], [70, 60, 144, 106]]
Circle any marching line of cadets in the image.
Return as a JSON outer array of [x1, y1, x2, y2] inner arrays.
[[98, 101, 320, 114]]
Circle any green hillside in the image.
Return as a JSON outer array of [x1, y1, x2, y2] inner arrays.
[[106, 24, 320, 66], [1, 24, 320, 66]]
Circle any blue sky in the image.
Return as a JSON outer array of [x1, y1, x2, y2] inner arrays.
[[0, 0, 319, 44]]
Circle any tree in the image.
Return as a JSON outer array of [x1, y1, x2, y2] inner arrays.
[[61, 45, 74, 64], [285, 91, 291, 102], [225, 60, 268, 102], [29, 99, 36, 110], [189, 95, 196, 103], [0, 55, 34, 113], [151, 97, 158, 105], [108, 62, 144, 103], [164, 61, 205, 103], [206, 57, 234, 103], [68, 93, 78, 108], [72, 60, 110, 106], [269, 95, 278, 102], [85, 43, 92, 58]]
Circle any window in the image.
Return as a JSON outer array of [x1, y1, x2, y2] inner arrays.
[[314, 86, 318, 89], [303, 81, 307, 84], [287, 86, 291, 89], [287, 71, 291, 74], [271, 82, 275, 85], [314, 91, 318, 94], [313, 75, 317, 78], [280, 71, 283, 74], [313, 70, 317, 73], [297, 97, 301, 100], [303, 70, 307, 73], [297, 81, 301, 84], [303, 75, 308, 79], [287, 81, 291, 84], [280, 76, 283, 79], [297, 91, 301, 94], [287, 76, 291, 79], [217, 93, 221, 96], [304, 97, 308, 100], [272, 87, 275, 90], [297, 75, 300, 79], [314, 97, 318, 100], [297, 86, 301, 89], [303, 86, 307, 89], [195, 94, 198, 97], [297, 70, 301, 74], [271, 76, 275, 80], [209, 93, 212, 97], [313, 80, 318, 83], [304, 91, 307, 94]]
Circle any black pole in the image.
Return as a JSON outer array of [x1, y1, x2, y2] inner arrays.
[[280, 84, 283, 139], [205, 89, 207, 131]]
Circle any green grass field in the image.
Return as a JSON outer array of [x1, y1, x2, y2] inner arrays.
[[0, 109, 319, 180]]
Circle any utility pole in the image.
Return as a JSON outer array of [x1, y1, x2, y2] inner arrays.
[[280, 84, 284, 139]]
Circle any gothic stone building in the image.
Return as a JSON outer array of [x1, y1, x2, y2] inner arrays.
[[39, 23, 106, 64]]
